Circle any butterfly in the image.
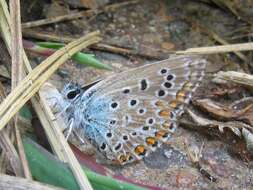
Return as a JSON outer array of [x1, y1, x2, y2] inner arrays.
[[61, 55, 207, 165]]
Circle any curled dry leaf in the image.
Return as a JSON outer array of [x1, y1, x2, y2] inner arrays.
[[184, 108, 253, 154], [193, 97, 253, 125]]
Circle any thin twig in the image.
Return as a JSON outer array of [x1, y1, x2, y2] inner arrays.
[[9, 0, 31, 179], [22, 30, 165, 59], [21, 0, 141, 28], [176, 42, 253, 55]]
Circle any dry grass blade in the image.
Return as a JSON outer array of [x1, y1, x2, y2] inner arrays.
[[176, 42, 253, 55], [9, 0, 31, 179], [0, 174, 64, 190], [0, 78, 23, 176], [0, 132, 23, 176]]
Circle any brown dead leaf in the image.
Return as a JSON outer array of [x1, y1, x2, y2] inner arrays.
[[193, 97, 253, 125], [183, 108, 253, 156]]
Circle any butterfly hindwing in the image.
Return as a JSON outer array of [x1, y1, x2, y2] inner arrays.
[[70, 55, 207, 165]]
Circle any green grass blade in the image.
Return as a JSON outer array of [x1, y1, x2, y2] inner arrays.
[[37, 42, 112, 70], [23, 138, 146, 190]]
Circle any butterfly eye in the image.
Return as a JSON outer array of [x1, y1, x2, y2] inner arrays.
[[67, 89, 80, 99]]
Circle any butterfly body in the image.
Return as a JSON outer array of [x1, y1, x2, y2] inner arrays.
[[61, 55, 207, 165]]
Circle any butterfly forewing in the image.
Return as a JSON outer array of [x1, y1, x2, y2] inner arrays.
[[71, 55, 207, 165]]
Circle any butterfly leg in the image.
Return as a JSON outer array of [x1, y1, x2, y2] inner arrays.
[[65, 117, 74, 141], [73, 130, 86, 145]]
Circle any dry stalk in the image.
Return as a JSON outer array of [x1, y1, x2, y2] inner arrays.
[[9, 0, 31, 179], [176, 42, 253, 55]]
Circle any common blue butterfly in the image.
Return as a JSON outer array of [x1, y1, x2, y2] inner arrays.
[[61, 55, 207, 165]]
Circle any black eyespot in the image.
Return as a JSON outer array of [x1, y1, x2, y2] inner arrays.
[[167, 74, 174, 81], [138, 109, 145, 114], [140, 79, 148, 90], [106, 133, 112, 138], [67, 89, 80, 99], [110, 120, 116, 125], [123, 135, 128, 140], [164, 82, 172, 88], [142, 126, 149, 131], [114, 143, 122, 151], [160, 69, 167, 75], [148, 118, 154, 124], [100, 143, 106, 150], [158, 90, 165, 97], [131, 132, 137, 136], [130, 99, 137, 106], [111, 102, 118, 109], [123, 89, 130, 94]]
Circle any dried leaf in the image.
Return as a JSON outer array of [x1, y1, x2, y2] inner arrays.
[[194, 97, 253, 125], [185, 108, 253, 153]]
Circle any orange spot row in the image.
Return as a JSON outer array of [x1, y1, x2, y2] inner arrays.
[[159, 109, 171, 117], [155, 100, 165, 107], [118, 152, 133, 164], [162, 121, 170, 129], [155, 130, 168, 139], [134, 145, 146, 155], [169, 100, 180, 108], [146, 137, 157, 146], [182, 81, 193, 90]]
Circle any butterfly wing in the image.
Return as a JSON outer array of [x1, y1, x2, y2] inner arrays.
[[73, 55, 207, 165]]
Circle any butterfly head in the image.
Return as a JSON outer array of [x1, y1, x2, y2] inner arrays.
[[61, 82, 83, 103]]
